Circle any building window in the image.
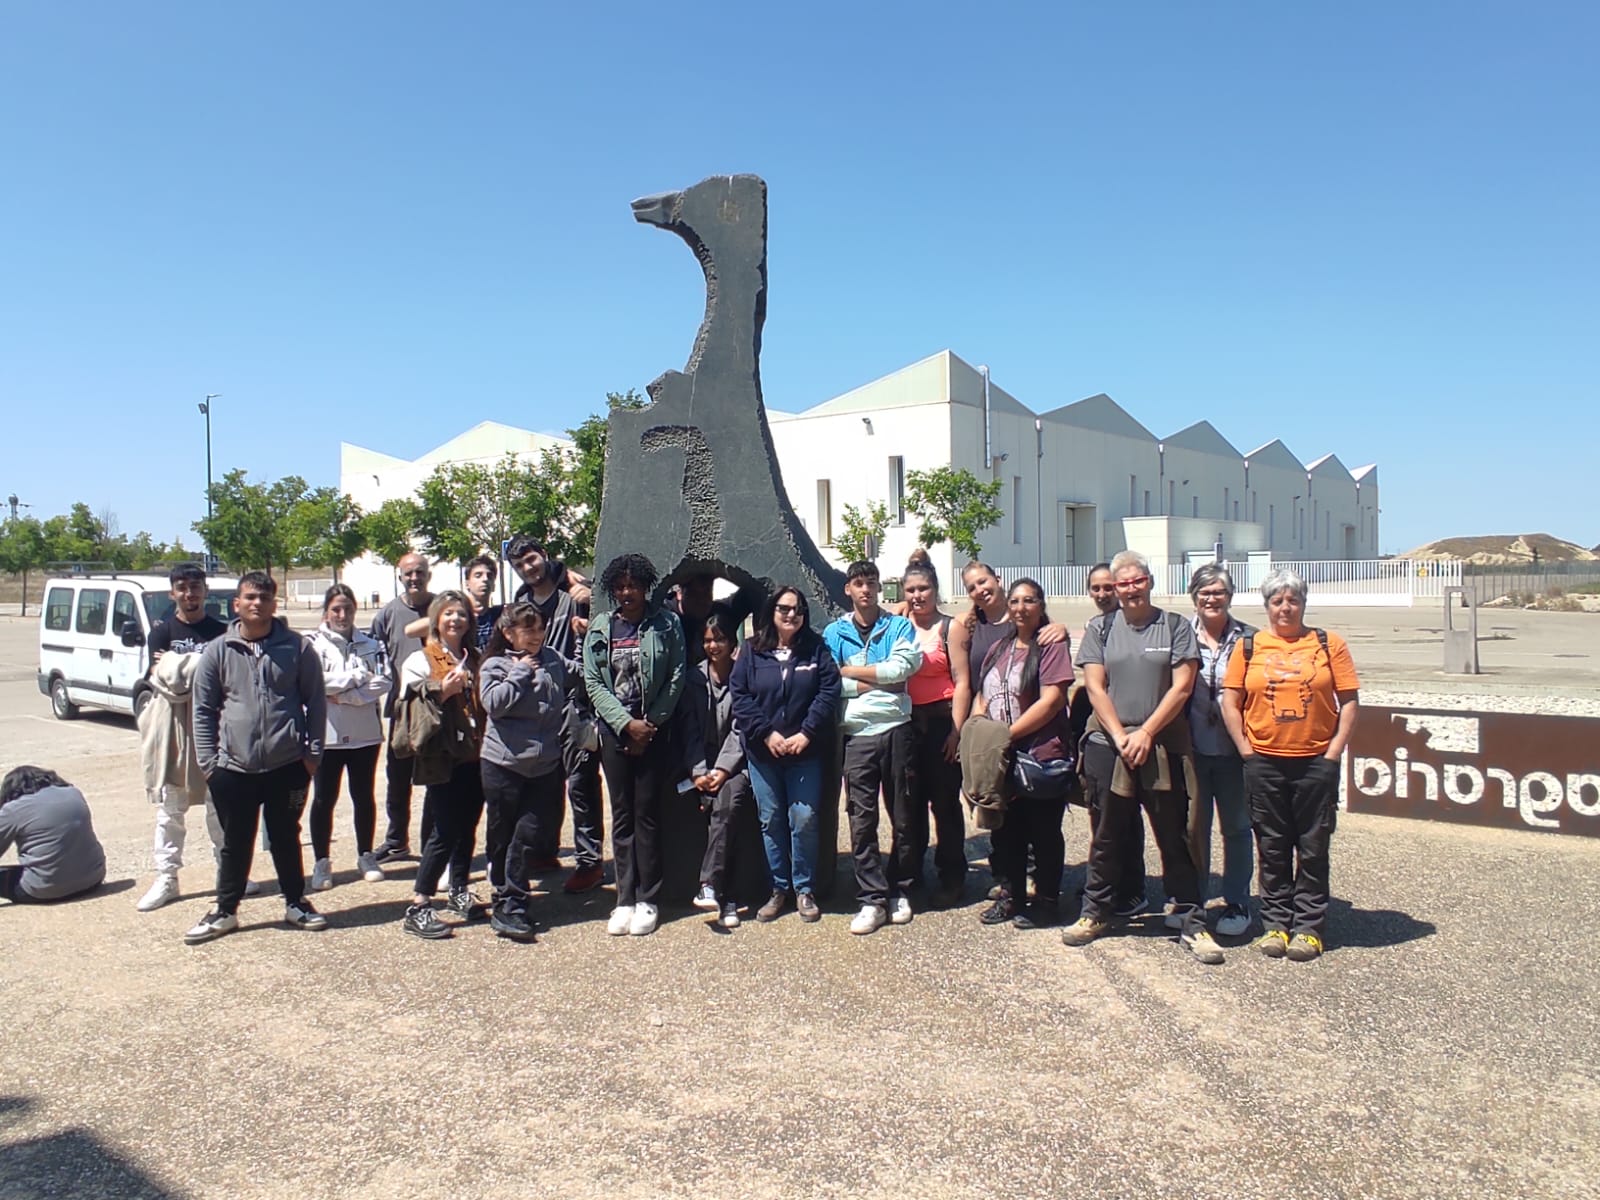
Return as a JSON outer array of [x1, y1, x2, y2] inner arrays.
[[1233, 499, 1240, 522], [888, 456, 906, 525], [1129, 475, 1137, 514], [1192, 496, 1199, 518], [1143, 490, 1151, 517], [1013, 476, 1023, 544], [816, 480, 832, 546]]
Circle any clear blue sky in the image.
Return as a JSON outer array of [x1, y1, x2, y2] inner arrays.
[[3, 3, 1595, 555]]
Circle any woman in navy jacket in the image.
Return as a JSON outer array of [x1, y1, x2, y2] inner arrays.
[[729, 586, 841, 924]]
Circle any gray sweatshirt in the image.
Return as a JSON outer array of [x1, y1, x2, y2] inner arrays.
[[0, 785, 106, 900], [479, 648, 572, 778], [194, 617, 326, 777]]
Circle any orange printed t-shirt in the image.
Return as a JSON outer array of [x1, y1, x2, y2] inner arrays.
[[1222, 628, 1359, 757]]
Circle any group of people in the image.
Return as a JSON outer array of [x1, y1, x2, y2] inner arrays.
[[81, 539, 1360, 965]]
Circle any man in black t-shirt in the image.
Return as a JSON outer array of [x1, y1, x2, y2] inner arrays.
[[137, 563, 249, 912]]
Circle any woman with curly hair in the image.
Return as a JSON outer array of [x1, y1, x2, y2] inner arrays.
[[581, 553, 687, 937]]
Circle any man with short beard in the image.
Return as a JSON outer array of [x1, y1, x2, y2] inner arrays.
[[370, 553, 433, 861]]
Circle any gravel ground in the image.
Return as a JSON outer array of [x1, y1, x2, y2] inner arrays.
[[2, 609, 1598, 1199]]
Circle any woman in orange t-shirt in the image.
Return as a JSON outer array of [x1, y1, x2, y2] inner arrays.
[[1221, 567, 1359, 962]]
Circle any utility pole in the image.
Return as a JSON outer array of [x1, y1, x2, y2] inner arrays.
[[198, 393, 221, 570]]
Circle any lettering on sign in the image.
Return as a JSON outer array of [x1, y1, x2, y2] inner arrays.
[[1345, 707, 1600, 838]]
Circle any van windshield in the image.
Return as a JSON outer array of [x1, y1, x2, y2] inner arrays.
[[142, 591, 238, 625]]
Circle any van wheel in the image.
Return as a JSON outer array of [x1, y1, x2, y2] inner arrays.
[[50, 677, 79, 720], [132, 686, 153, 721]]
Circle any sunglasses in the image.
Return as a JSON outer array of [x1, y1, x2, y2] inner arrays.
[[774, 603, 801, 616]]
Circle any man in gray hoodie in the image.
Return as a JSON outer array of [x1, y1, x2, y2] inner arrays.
[[183, 570, 329, 945]]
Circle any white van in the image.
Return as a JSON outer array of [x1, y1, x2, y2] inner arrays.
[[37, 572, 239, 721]]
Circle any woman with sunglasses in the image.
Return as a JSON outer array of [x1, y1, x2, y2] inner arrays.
[[729, 587, 841, 924]]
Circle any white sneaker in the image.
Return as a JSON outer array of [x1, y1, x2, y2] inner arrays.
[[243, 879, 262, 897], [607, 906, 635, 936], [183, 909, 238, 945], [719, 901, 740, 929], [850, 904, 887, 935], [889, 896, 914, 925], [284, 899, 329, 931], [357, 851, 384, 883], [137, 874, 180, 912], [692, 884, 718, 910], [310, 858, 334, 891], [629, 902, 659, 936]]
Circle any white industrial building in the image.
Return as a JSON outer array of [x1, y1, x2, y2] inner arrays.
[[338, 349, 1379, 602]]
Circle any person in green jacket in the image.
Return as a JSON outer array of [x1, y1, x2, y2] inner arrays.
[[582, 553, 686, 938]]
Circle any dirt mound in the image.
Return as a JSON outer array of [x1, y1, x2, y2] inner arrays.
[[1404, 533, 1598, 565]]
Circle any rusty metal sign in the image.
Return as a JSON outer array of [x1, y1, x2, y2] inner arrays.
[[1344, 706, 1600, 838]]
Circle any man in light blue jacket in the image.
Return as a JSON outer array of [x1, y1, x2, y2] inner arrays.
[[823, 561, 922, 935]]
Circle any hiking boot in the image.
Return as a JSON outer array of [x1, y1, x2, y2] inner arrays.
[[563, 864, 604, 894], [757, 890, 788, 922], [796, 892, 820, 923], [1257, 930, 1290, 958], [183, 909, 238, 945], [1181, 923, 1225, 965], [1287, 933, 1324, 962], [1061, 915, 1109, 947], [404, 903, 451, 940]]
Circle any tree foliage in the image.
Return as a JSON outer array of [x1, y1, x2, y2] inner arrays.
[[836, 500, 890, 566], [904, 466, 1005, 561], [361, 498, 422, 567], [415, 453, 555, 567], [288, 487, 367, 577], [566, 389, 646, 568], [0, 517, 48, 615], [192, 470, 309, 575]]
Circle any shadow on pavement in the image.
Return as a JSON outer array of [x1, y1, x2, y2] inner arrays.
[[0, 1096, 181, 1200], [1327, 898, 1436, 950]]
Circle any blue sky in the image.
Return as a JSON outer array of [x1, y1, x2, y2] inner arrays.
[[2, 3, 1595, 555]]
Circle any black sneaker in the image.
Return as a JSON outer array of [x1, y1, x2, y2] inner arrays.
[[447, 889, 483, 921], [934, 878, 964, 909], [404, 903, 452, 940], [375, 843, 412, 864], [1114, 893, 1151, 919], [979, 896, 1016, 926], [283, 899, 329, 931], [1013, 897, 1060, 930], [490, 907, 536, 943]]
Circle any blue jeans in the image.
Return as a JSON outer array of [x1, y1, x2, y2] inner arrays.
[[1190, 752, 1253, 908], [747, 753, 821, 895]]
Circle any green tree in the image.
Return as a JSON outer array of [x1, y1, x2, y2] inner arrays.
[[905, 466, 1005, 561], [288, 487, 367, 580], [41, 506, 98, 565], [414, 452, 568, 567], [836, 500, 890, 565], [0, 516, 48, 615], [566, 389, 646, 568], [192, 470, 309, 575], [361, 498, 422, 568]]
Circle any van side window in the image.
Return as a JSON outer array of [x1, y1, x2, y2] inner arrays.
[[76, 588, 110, 635], [46, 588, 73, 631], [112, 591, 140, 637]]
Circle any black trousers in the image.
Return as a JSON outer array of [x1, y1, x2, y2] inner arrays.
[[1246, 753, 1338, 937], [380, 745, 433, 853], [697, 771, 753, 898], [534, 734, 604, 870], [599, 731, 671, 907], [310, 744, 380, 861], [481, 759, 565, 912], [209, 762, 309, 914], [992, 788, 1068, 904], [1087, 796, 1147, 905], [414, 760, 485, 898], [910, 702, 967, 887], [842, 721, 916, 908], [1080, 739, 1200, 922]]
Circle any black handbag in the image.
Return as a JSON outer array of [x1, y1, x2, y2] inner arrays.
[[1011, 750, 1076, 800]]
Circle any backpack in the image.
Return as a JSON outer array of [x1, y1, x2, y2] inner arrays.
[[1240, 626, 1328, 667]]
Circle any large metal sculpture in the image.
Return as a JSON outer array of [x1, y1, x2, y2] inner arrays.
[[592, 174, 846, 617]]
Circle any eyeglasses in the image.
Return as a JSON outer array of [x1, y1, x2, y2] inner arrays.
[[775, 603, 801, 616], [1195, 589, 1230, 600], [1113, 576, 1151, 591]]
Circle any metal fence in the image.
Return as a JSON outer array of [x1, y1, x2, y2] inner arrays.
[[1461, 564, 1600, 601], [997, 558, 1464, 608]]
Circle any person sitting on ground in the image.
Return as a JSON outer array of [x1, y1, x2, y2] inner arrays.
[[1221, 567, 1360, 963], [306, 583, 392, 892], [684, 608, 754, 929], [0, 766, 106, 904]]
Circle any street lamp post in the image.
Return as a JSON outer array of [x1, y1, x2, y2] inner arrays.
[[198, 393, 220, 568]]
